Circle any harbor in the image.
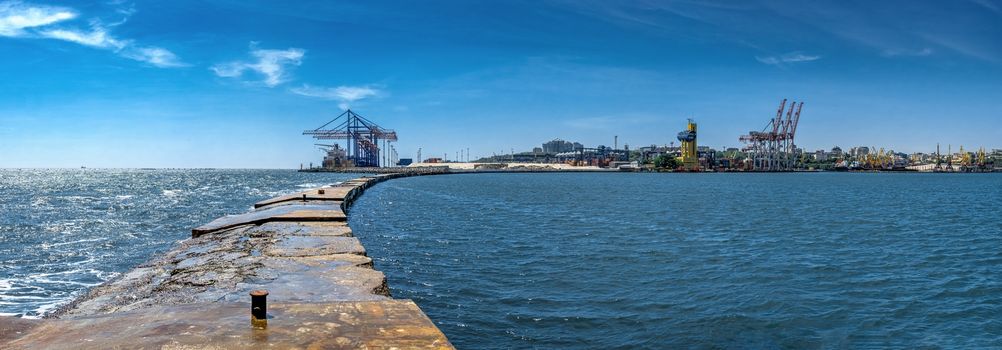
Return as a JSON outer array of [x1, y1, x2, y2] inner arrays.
[[301, 107, 1000, 174], [2, 1, 1001, 348], [2, 170, 1000, 348]]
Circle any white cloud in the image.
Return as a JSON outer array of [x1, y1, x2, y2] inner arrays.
[[121, 46, 185, 67], [564, 115, 656, 130], [291, 84, 379, 101], [40, 24, 184, 67], [211, 47, 305, 87], [290, 84, 382, 110], [0, 1, 75, 37], [0, 1, 183, 68], [756, 52, 821, 66], [970, 0, 1002, 15], [881, 47, 933, 57], [40, 26, 126, 49]]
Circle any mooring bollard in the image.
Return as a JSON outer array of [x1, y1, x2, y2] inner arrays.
[[250, 289, 268, 328]]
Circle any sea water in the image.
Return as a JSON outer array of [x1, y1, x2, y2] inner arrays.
[[349, 172, 1002, 349], [3, 170, 1001, 348]]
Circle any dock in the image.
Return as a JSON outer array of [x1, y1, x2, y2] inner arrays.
[[1, 173, 453, 349]]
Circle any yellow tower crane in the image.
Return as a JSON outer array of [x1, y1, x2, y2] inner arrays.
[[677, 119, 699, 171]]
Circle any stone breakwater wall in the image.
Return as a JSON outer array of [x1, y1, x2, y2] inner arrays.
[[302, 166, 453, 174], [2, 172, 453, 349]]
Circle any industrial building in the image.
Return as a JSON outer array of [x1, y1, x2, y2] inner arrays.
[[542, 139, 584, 154]]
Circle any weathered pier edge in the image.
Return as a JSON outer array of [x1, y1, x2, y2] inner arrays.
[[1, 172, 454, 349]]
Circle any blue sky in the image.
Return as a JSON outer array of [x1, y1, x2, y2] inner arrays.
[[1, 0, 1000, 168]]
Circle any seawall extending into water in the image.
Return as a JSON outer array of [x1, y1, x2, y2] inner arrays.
[[0, 173, 453, 349]]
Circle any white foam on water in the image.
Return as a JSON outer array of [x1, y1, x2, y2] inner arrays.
[[0, 295, 47, 300], [42, 221, 79, 233], [162, 189, 182, 197], [32, 255, 98, 268], [48, 237, 107, 248], [30, 197, 51, 208], [62, 195, 97, 203], [29, 278, 97, 287], [23, 268, 93, 279], [247, 188, 284, 197], [25, 301, 64, 319]]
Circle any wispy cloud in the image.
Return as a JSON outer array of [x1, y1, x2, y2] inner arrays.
[[564, 115, 657, 130], [0, 1, 75, 37], [39, 23, 184, 67], [0, 1, 183, 67], [40, 25, 125, 49], [562, 1, 999, 63], [212, 46, 305, 87], [291, 84, 382, 110], [761, 2, 999, 62], [881, 47, 933, 57], [920, 32, 997, 63], [555, 0, 752, 33], [756, 52, 821, 66], [120, 46, 184, 68], [969, 0, 1002, 15]]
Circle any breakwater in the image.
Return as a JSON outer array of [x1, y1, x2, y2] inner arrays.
[[301, 165, 621, 174], [1, 173, 453, 349]]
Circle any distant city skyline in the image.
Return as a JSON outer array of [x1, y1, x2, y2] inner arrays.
[[1, 0, 1000, 168]]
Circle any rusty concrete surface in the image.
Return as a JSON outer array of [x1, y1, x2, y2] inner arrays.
[[0, 317, 41, 344], [192, 203, 348, 237], [54, 219, 389, 318], [244, 221, 354, 237], [254, 198, 345, 211], [8, 301, 452, 349], [253, 183, 367, 209], [265, 236, 366, 257]]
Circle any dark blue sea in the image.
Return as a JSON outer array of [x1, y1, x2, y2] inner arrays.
[[349, 173, 1002, 349], [3, 170, 1002, 349]]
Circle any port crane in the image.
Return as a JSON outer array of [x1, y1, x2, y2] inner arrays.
[[303, 109, 398, 167], [740, 99, 804, 171]]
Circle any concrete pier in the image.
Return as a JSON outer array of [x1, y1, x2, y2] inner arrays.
[[1, 173, 453, 349]]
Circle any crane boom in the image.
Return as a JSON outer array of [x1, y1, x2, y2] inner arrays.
[[790, 102, 803, 138], [771, 99, 786, 135]]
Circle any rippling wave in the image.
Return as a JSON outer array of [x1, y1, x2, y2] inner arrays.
[[349, 173, 1002, 349], [0, 169, 355, 318]]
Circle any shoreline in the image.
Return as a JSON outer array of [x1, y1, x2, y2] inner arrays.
[[300, 166, 1001, 174]]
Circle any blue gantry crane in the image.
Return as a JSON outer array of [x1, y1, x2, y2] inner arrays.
[[303, 109, 398, 168]]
